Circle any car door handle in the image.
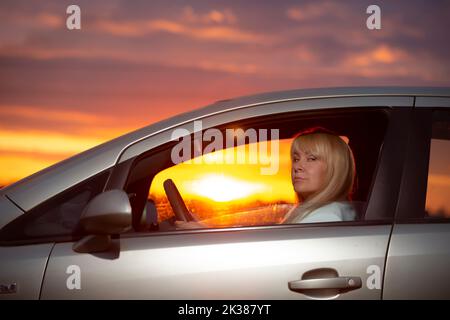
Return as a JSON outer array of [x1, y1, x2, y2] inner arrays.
[[288, 276, 362, 292]]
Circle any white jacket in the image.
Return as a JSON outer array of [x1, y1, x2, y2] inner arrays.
[[289, 202, 357, 223]]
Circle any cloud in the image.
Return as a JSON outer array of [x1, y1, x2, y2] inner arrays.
[[182, 6, 237, 25], [88, 5, 263, 44], [1, 1, 448, 82], [0, 129, 104, 155], [187, 25, 267, 44], [0, 104, 140, 142], [0, 152, 65, 187], [36, 13, 64, 28], [348, 45, 408, 67], [0, 106, 104, 125], [94, 18, 269, 44], [286, 1, 347, 22], [194, 61, 259, 75], [0, 9, 64, 30]]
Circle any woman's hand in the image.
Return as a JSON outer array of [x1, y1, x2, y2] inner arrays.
[[174, 220, 206, 230]]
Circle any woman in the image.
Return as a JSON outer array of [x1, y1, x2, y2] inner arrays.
[[175, 127, 357, 229], [282, 128, 357, 223]]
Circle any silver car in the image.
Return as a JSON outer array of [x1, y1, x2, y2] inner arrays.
[[1, 87, 449, 299]]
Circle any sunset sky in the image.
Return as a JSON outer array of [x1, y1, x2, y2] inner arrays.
[[150, 139, 295, 202], [1, 0, 450, 187]]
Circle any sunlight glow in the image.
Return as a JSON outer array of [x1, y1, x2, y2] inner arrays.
[[186, 174, 267, 202]]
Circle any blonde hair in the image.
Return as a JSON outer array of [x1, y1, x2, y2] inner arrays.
[[283, 130, 355, 223]]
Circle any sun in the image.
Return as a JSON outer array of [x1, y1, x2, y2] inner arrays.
[[186, 174, 266, 202]]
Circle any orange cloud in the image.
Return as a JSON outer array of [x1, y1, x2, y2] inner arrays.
[[348, 45, 408, 67], [287, 2, 347, 22], [94, 17, 268, 44], [0, 128, 114, 186], [148, 19, 185, 34], [0, 105, 141, 135], [0, 153, 62, 187], [196, 61, 259, 75], [0, 45, 121, 60], [372, 46, 397, 63], [0, 129, 105, 155], [0, 109, 148, 186], [95, 20, 146, 37], [182, 6, 237, 24], [36, 13, 64, 28], [0, 106, 102, 125]]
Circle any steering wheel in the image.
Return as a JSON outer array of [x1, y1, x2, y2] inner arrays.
[[163, 179, 197, 222]]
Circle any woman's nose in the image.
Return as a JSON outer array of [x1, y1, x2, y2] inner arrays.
[[294, 162, 304, 172]]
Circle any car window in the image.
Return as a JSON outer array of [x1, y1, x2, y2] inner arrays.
[[150, 138, 296, 228], [425, 111, 450, 218], [129, 108, 389, 232], [0, 170, 110, 244]]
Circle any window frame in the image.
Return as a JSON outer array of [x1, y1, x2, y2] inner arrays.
[[114, 106, 402, 235], [395, 107, 450, 223]]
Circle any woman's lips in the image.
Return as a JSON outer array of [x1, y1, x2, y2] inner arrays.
[[294, 177, 307, 181]]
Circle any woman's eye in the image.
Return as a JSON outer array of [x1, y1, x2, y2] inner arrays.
[[307, 156, 317, 161]]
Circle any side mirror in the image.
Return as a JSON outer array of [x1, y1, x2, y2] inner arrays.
[[73, 190, 132, 253]]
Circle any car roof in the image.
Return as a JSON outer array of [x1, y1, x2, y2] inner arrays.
[[1, 86, 450, 213]]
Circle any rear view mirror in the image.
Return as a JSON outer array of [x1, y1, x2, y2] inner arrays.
[[73, 189, 132, 253]]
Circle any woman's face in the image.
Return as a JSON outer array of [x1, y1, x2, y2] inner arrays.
[[291, 146, 328, 200]]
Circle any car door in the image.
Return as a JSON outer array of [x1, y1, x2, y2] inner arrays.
[[40, 98, 412, 299], [383, 98, 450, 299]]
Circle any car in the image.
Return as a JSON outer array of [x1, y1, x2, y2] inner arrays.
[[1, 86, 449, 299]]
